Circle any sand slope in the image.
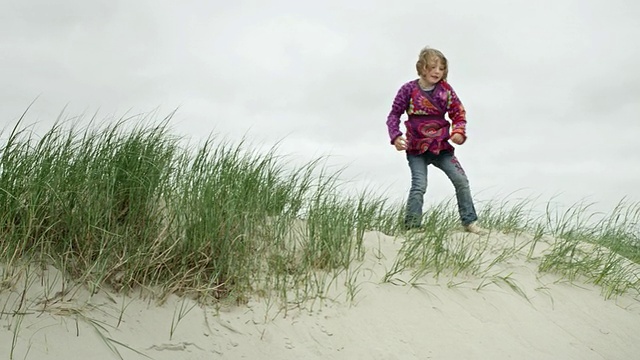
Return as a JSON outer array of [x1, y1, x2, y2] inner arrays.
[[1, 230, 639, 360]]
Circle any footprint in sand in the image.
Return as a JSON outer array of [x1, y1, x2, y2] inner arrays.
[[320, 325, 334, 336], [314, 320, 334, 337], [284, 337, 295, 349], [148, 342, 204, 352]]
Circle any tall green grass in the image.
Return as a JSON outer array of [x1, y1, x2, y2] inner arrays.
[[540, 199, 640, 298], [0, 114, 398, 305], [1, 112, 638, 307]]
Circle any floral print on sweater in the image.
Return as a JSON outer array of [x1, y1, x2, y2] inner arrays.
[[386, 79, 467, 155]]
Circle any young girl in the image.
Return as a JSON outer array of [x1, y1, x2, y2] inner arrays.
[[386, 46, 485, 234]]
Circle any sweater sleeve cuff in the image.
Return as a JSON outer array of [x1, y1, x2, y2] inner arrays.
[[390, 133, 403, 145]]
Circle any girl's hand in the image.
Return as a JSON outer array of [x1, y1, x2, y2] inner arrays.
[[394, 136, 407, 151], [450, 133, 464, 145]]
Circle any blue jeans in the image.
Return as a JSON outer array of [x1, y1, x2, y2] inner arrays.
[[405, 150, 478, 228]]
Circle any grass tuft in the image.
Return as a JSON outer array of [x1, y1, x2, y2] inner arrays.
[[0, 114, 394, 306]]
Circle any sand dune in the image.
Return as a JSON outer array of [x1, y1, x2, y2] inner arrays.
[[1, 230, 639, 360]]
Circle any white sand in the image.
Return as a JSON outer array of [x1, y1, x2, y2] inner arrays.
[[1, 230, 639, 360]]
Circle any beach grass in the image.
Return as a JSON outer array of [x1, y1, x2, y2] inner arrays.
[[1, 113, 638, 310], [385, 196, 640, 299], [0, 114, 400, 308]]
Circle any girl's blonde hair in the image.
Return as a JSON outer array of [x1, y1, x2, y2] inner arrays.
[[415, 47, 448, 81]]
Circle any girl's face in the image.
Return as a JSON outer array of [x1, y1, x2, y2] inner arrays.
[[422, 59, 445, 86]]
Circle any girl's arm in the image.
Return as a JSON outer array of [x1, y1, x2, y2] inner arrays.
[[445, 84, 468, 143], [386, 82, 412, 144]]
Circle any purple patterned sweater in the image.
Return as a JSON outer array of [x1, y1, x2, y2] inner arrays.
[[386, 79, 467, 155]]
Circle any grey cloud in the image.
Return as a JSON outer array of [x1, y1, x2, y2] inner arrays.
[[1, 0, 639, 213]]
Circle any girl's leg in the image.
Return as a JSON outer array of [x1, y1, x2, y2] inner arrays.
[[405, 153, 429, 229], [432, 151, 478, 226]]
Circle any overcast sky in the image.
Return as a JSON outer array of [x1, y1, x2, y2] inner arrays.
[[2, 0, 639, 216]]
